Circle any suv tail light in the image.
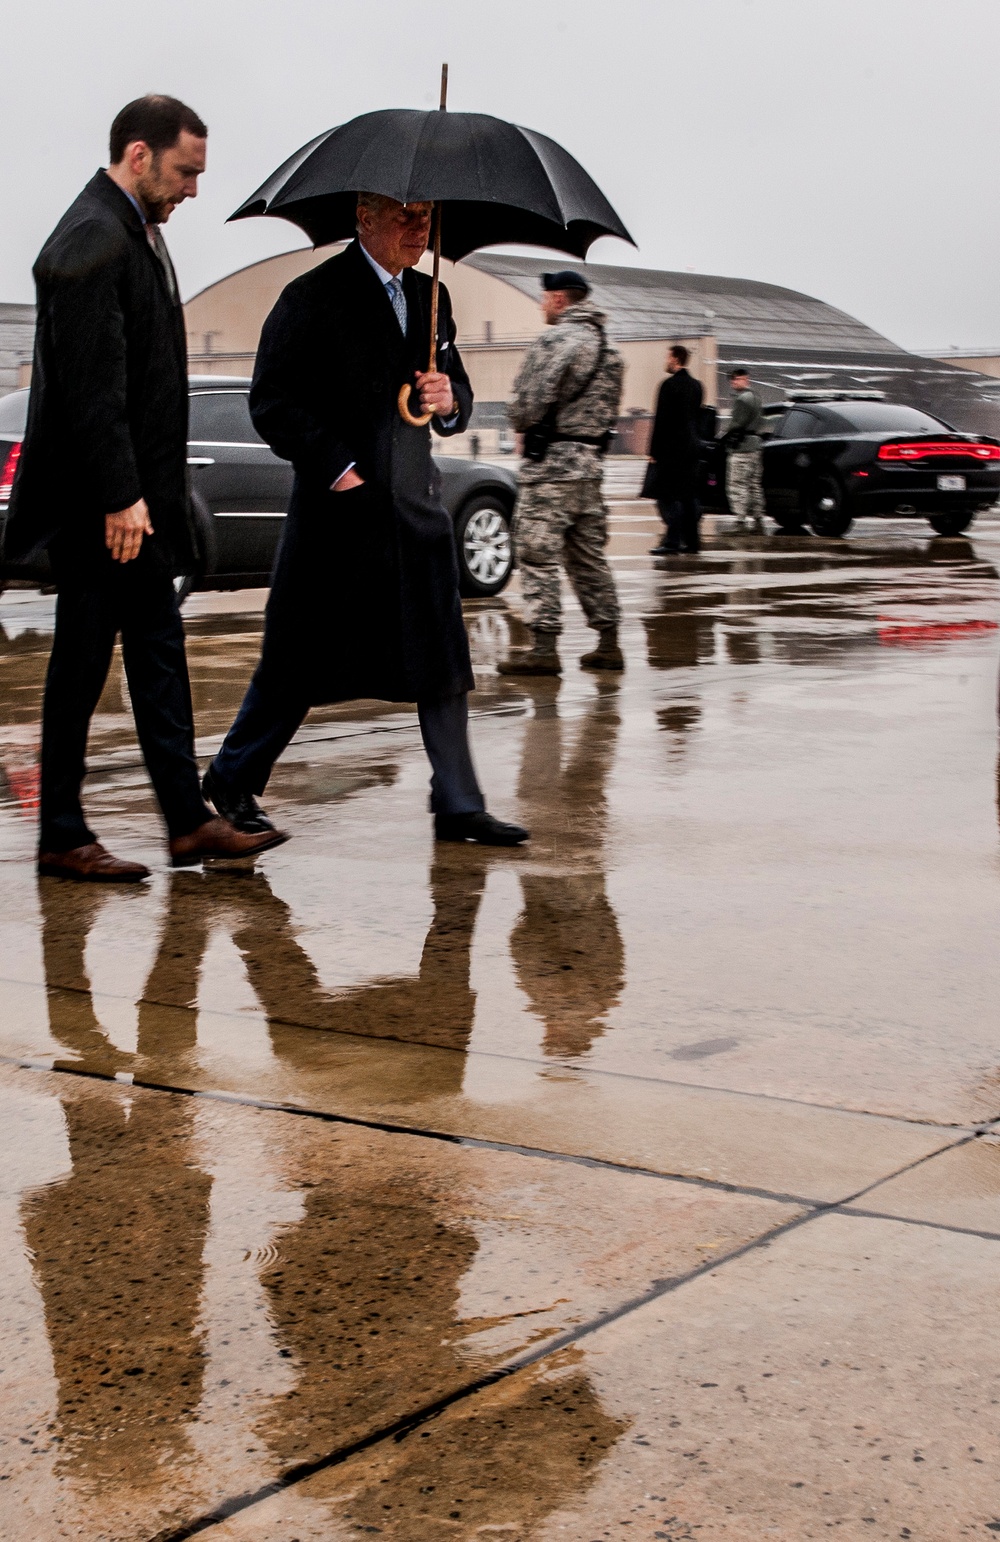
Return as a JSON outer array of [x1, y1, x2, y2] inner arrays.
[[0, 441, 21, 500], [877, 440, 1000, 462]]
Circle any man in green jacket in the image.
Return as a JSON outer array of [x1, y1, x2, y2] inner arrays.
[[725, 366, 766, 531]]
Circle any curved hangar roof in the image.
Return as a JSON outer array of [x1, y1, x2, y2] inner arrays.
[[467, 253, 903, 355]]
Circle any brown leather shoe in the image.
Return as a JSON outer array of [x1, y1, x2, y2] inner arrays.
[[169, 815, 288, 868], [38, 842, 150, 883]]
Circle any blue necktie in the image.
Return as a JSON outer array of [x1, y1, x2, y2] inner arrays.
[[386, 277, 407, 334]]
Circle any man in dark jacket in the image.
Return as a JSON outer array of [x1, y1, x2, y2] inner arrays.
[[647, 344, 704, 556], [5, 96, 282, 881], [202, 194, 528, 847]]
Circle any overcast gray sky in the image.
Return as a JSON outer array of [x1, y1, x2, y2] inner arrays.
[[4, 0, 998, 351]]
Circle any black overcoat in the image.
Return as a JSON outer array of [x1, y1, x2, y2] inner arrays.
[[5, 171, 193, 573], [249, 239, 475, 705], [650, 368, 704, 467]]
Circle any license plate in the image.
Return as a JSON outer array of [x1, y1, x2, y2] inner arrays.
[[937, 474, 966, 491]]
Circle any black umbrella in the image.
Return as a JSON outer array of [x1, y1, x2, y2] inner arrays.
[[229, 68, 634, 424]]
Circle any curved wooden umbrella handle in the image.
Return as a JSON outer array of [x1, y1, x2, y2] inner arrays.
[[397, 381, 434, 428]]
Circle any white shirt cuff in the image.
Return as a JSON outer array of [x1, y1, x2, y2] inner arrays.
[[330, 462, 356, 490]]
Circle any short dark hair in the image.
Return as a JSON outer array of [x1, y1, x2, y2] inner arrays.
[[729, 365, 750, 381], [109, 95, 207, 164], [670, 344, 689, 367]]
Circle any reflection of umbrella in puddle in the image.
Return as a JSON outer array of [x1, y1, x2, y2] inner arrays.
[[229, 64, 633, 425]]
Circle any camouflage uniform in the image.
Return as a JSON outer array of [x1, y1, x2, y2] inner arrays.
[[726, 450, 766, 525], [725, 385, 766, 528], [509, 301, 624, 635]]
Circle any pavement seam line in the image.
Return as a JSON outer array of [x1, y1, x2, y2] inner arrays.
[[0, 977, 981, 1130], [5, 1056, 821, 1209], [144, 1131, 967, 1541], [831, 1205, 1000, 1244]]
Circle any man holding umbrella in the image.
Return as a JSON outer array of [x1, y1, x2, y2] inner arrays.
[[203, 194, 529, 846]]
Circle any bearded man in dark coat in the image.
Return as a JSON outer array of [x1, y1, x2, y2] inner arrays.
[[203, 194, 528, 846], [5, 94, 283, 881]]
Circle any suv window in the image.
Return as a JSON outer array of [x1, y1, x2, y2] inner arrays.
[[832, 402, 946, 433], [780, 408, 822, 439], [0, 389, 29, 435], [188, 391, 263, 444]]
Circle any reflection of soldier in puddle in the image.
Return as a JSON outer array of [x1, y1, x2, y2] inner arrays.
[[510, 678, 624, 1058], [642, 590, 716, 672], [20, 1082, 209, 1500]]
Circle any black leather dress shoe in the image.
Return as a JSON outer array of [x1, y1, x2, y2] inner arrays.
[[202, 765, 278, 835], [435, 811, 530, 846], [650, 542, 680, 555]]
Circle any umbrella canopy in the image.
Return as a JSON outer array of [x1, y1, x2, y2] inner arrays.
[[228, 108, 634, 260]]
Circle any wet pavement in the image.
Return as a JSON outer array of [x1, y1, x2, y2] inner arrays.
[[2, 507, 1000, 1538]]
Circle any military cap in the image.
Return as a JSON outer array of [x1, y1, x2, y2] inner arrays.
[[541, 269, 591, 295]]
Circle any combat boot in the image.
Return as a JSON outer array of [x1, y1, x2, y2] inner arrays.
[[497, 630, 561, 676], [580, 628, 624, 671]]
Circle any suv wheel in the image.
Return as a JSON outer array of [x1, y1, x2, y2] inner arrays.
[[805, 474, 852, 538], [928, 512, 974, 537], [455, 495, 513, 597]]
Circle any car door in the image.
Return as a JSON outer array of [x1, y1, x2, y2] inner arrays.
[[188, 391, 293, 577], [763, 407, 823, 516]]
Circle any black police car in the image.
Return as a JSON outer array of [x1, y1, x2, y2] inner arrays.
[[701, 392, 1000, 537], [0, 377, 516, 598]]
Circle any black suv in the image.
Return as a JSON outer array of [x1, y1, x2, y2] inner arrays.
[[700, 393, 1000, 537], [0, 377, 517, 598]]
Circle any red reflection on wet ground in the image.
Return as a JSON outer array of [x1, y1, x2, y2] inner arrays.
[[877, 618, 999, 646], [1, 756, 40, 816]]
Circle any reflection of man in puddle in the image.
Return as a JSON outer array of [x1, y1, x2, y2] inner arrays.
[[509, 677, 624, 1058], [39, 851, 494, 1099], [20, 1078, 209, 1502], [31, 870, 623, 1533]]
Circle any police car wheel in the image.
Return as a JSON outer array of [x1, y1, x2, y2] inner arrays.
[[927, 512, 974, 537], [456, 496, 514, 597]]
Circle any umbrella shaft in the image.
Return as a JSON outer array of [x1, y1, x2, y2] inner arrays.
[[428, 205, 441, 374]]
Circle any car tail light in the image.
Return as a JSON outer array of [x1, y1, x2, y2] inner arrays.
[[877, 439, 1000, 462], [0, 441, 21, 500]]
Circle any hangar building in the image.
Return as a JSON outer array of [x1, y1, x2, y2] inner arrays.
[[14, 248, 1000, 453]]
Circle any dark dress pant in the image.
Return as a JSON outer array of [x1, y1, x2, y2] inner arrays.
[[656, 460, 702, 553], [40, 554, 211, 852], [657, 494, 702, 553], [212, 673, 485, 816]]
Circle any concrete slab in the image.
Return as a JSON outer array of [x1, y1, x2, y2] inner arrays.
[[0, 1063, 796, 1541], [210, 1212, 1000, 1541], [846, 1129, 1000, 1235], [0, 963, 963, 1203]]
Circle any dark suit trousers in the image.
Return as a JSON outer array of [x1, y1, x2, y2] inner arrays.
[[40, 560, 211, 852], [656, 460, 702, 552], [212, 673, 486, 816]]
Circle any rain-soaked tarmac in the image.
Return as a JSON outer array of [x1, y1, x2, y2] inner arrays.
[[2, 500, 1000, 1539]]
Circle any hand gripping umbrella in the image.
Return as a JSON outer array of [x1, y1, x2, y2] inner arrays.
[[229, 66, 634, 426]]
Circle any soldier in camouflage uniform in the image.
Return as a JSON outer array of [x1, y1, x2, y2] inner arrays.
[[724, 365, 766, 530], [498, 270, 625, 676]]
